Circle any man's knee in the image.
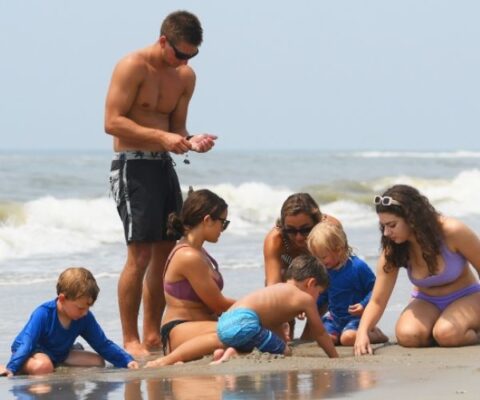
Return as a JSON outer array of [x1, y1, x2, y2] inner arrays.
[[127, 244, 153, 269]]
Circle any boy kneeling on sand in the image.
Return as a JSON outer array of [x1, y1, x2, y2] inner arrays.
[[146, 255, 338, 367], [0, 267, 138, 377]]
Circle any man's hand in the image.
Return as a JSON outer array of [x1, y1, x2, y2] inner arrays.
[[189, 134, 217, 153], [162, 133, 192, 154]]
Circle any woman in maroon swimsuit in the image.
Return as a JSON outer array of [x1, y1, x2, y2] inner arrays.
[[355, 184, 480, 355], [160, 189, 235, 356]]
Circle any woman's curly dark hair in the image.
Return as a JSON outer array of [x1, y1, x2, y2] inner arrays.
[[167, 188, 228, 240], [376, 184, 443, 274]]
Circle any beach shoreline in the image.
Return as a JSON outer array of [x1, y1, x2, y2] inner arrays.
[[2, 340, 479, 399]]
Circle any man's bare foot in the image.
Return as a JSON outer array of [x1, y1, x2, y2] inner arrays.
[[125, 341, 150, 357], [209, 347, 238, 365], [369, 327, 389, 344]]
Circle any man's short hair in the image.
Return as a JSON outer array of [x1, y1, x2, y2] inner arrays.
[[56, 267, 100, 302], [285, 255, 329, 288], [160, 10, 203, 46]]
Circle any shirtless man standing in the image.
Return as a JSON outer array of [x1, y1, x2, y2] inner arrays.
[[104, 10, 217, 356]]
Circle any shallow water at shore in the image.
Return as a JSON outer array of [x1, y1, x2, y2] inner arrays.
[[1, 368, 378, 399]]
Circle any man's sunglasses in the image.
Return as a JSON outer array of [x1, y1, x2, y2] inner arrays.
[[217, 217, 230, 231], [282, 226, 314, 237], [374, 195, 401, 207], [167, 39, 199, 60]]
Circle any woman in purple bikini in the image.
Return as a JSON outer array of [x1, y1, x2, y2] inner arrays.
[[355, 184, 480, 355], [160, 189, 235, 355]]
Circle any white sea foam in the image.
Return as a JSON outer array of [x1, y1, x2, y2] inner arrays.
[[353, 150, 480, 159], [0, 196, 122, 262], [2, 170, 480, 264]]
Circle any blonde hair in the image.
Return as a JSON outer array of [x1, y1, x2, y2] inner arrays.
[[56, 267, 100, 302], [307, 222, 352, 265]]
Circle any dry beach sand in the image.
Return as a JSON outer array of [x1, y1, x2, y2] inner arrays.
[[2, 340, 479, 399]]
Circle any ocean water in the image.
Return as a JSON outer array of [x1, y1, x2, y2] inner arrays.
[[1, 149, 480, 370]]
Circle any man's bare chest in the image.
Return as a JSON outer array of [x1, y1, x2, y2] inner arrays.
[[135, 74, 184, 114]]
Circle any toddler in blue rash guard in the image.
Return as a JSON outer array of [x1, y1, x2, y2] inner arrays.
[[0, 267, 138, 377], [306, 222, 389, 346]]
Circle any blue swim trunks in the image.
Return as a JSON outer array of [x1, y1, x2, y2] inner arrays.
[[217, 308, 286, 354], [322, 313, 360, 337]]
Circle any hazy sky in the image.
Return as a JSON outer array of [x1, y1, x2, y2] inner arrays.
[[1, 1, 479, 151]]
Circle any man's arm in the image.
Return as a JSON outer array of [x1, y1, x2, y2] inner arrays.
[[169, 66, 216, 153], [104, 56, 191, 154]]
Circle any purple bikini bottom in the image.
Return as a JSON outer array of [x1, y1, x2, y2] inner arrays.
[[411, 283, 480, 311]]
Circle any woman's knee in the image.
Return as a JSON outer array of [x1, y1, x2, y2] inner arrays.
[[395, 323, 432, 348], [432, 320, 464, 347]]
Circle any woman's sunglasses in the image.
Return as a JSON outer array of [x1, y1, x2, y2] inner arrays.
[[282, 226, 314, 237], [216, 217, 230, 231], [374, 195, 401, 206]]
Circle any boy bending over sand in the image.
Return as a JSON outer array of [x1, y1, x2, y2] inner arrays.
[[0, 267, 138, 377], [146, 255, 338, 367]]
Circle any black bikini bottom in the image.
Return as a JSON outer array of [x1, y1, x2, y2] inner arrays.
[[161, 319, 189, 354]]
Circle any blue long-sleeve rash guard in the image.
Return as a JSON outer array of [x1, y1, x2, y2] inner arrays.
[[6, 299, 133, 374], [317, 255, 375, 322]]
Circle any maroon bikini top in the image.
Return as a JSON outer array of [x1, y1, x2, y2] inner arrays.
[[163, 244, 224, 304]]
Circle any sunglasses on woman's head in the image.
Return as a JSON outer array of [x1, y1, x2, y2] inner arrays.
[[374, 195, 401, 206]]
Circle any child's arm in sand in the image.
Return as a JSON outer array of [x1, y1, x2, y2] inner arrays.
[[355, 253, 398, 356], [0, 365, 13, 378], [6, 308, 48, 375], [81, 312, 136, 368], [304, 302, 338, 358]]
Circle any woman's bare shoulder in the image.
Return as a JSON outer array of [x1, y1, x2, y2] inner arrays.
[[264, 227, 284, 249]]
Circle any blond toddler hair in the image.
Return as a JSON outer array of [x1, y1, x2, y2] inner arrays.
[[307, 222, 352, 266]]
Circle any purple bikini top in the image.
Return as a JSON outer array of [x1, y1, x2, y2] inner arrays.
[[163, 244, 224, 304], [407, 244, 466, 288]]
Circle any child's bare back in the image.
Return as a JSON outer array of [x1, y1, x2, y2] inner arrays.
[[232, 282, 314, 329]]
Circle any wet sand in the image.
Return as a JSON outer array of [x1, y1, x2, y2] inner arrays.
[[2, 340, 479, 399]]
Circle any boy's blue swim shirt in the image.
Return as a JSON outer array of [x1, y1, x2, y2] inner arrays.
[[7, 299, 133, 374]]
